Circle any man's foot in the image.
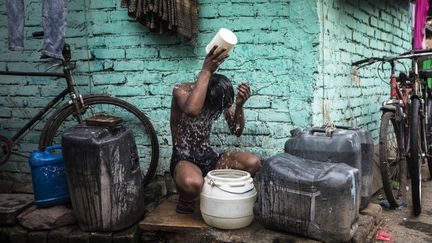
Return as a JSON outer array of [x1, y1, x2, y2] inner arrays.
[[176, 197, 195, 214]]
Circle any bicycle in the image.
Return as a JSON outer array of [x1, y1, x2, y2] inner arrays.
[[0, 32, 159, 187], [352, 49, 432, 216]]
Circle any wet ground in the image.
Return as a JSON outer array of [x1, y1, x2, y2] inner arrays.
[[2, 159, 432, 242], [139, 162, 432, 243], [372, 164, 432, 243]]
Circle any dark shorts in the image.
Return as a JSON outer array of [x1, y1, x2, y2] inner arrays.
[[170, 147, 221, 177]]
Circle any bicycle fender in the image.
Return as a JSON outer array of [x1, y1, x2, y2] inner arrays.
[[381, 104, 405, 122], [82, 93, 111, 99]]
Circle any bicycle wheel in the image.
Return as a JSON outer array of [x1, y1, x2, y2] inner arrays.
[[426, 96, 432, 178], [409, 98, 422, 216], [0, 135, 12, 165], [379, 111, 406, 208], [40, 95, 159, 187]]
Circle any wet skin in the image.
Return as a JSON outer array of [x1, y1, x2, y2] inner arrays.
[[170, 46, 262, 201]]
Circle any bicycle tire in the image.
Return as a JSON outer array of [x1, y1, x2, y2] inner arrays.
[[39, 95, 159, 187], [379, 111, 406, 208], [0, 135, 12, 165], [426, 96, 432, 178], [409, 98, 422, 216]]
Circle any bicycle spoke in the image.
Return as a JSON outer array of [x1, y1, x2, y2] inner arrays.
[[379, 111, 406, 208]]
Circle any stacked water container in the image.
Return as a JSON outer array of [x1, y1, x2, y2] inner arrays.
[[254, 126, 373, 242]]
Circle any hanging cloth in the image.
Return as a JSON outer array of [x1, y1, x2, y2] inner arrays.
[[122, 0, 198, 45], [413, 0, 429, 49], [176, 0, 198, 45]]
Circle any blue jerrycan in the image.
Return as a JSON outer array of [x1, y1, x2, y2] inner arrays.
[[29, 145, 70, 206]]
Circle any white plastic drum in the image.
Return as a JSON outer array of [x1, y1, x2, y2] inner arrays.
[[200, 169, 257, 230]]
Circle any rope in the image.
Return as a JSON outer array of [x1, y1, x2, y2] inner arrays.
[[324, 120, 336, 137]]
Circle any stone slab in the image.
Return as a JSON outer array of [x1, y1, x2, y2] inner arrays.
[[0, 193, 33, 226], [112, 225, 139, 243], [89, 232, 112, 243], [352, 215, 375, 243], [17, 205, 76, 230], [9, 225, 28, 243], [0, 226, 12, 242], [28, 230, 48, 243], [47, 225, 76, 243], [68, 228, 90, 243], [360, 202, 383, 225], [139, 195, 208, 231]]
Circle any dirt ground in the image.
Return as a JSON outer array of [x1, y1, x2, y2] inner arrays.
[[372, 164, 432, 243]]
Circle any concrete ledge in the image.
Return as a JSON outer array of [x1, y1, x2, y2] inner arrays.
[[0, 224, 140, 243]]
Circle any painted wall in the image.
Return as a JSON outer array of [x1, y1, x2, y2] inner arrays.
[[313, 0, 412, 140], [0, 0, 412, 182], [0, 0, 319, 181]]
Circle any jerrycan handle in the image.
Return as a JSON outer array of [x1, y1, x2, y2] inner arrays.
[[308, 128, 335, 137], [308, 128, 326, 134], [45, 145, 62, 153]]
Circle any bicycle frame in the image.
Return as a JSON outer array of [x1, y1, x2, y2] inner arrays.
[[0, 58, 83, 145], [353, 50, 432, 213], [388, 61, 412, 106]]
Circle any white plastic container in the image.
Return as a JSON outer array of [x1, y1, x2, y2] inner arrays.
[[205, 28, 238, 55], [200, 169, 256, 230]]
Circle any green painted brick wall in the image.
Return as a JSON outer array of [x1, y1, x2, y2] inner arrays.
[[0, 0, 411, 182], [313, 0, 412, 141]]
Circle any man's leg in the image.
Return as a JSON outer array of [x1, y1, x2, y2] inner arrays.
[[216, 152, 261, 176], [173, 160, 203, 213]]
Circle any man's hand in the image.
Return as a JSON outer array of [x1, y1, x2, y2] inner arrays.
[[235, 82, 251, 107], [202, 45, 228, 73]]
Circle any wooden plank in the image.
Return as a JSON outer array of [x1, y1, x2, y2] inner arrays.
[[139, 195, 209, 231]]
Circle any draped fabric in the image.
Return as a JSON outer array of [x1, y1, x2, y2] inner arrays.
[[413, 0, 429, 49], [122, 0, 198, 45]]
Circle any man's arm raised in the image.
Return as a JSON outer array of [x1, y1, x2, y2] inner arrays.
[[173, 46, 228, 117]]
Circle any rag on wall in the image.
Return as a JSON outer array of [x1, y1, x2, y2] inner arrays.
[[122, 0, 198, 45]]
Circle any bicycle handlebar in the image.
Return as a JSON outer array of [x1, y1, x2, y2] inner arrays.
[[352, 58, 381, 66], [352, 49, 432, 67]]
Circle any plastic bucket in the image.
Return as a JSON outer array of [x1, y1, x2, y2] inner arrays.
[[200, 169, 256, 230], [205, 28, 238, 56]]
